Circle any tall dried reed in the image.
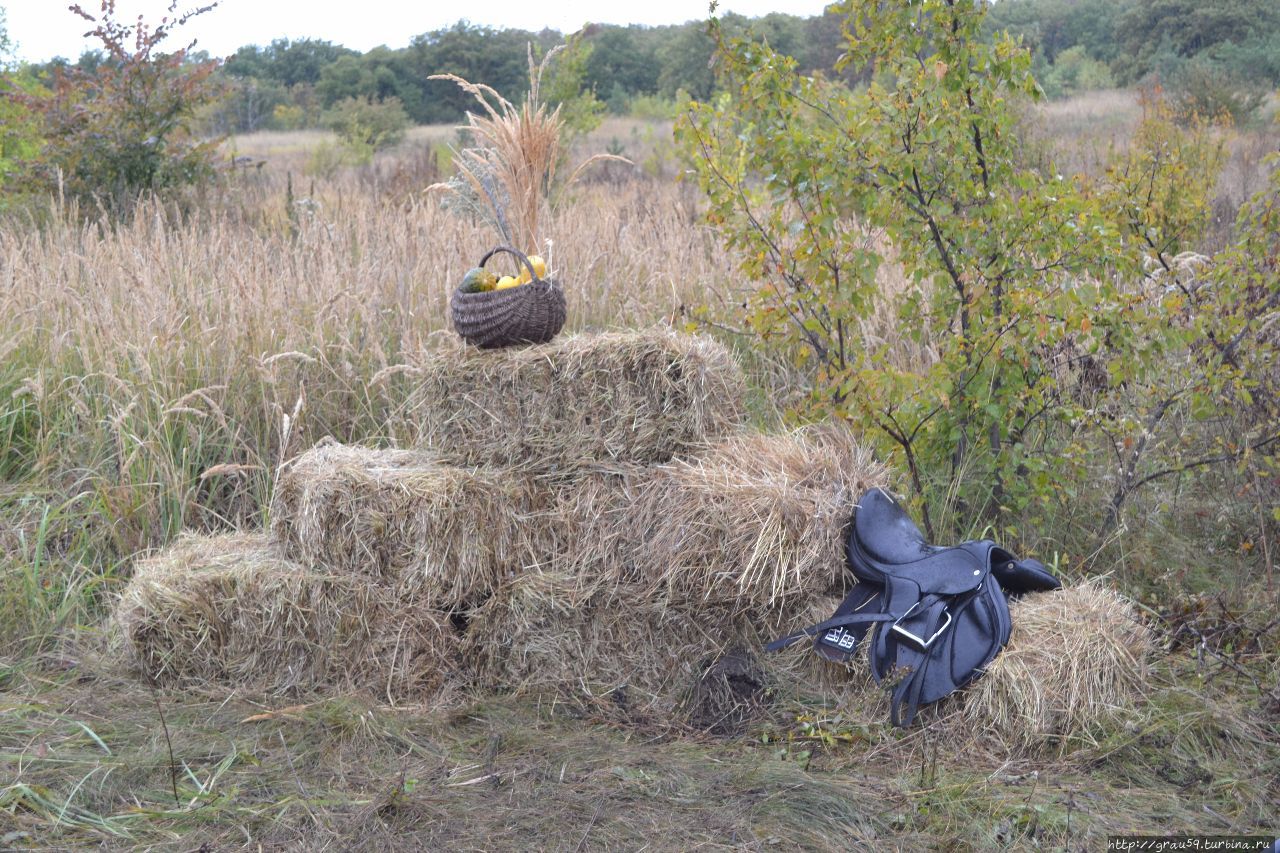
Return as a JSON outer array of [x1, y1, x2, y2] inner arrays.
[[429, 46, 628, 252]]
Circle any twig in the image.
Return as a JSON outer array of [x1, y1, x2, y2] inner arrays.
[[279, 730, 320, 826], [142, 671, 180, 805]]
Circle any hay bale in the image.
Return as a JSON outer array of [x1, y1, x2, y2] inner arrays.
[[609, 427, 887, 610], [270, 441, 552, 607], [406, 329, 746, 471], [544, 469, 639, 595], [459, 572, 696, 703], [459, 571, 789, 726], [115, 533, 369, 688], [457, 572, 876, 730], [955, 581, 1154, 751], [114, 533, 461, 703], [269, 425, 884, 615], [366, 610, 466, 707]]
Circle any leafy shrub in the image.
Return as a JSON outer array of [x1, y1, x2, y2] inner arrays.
[[1168, 60, 1268, 126], [13, 2, 223, 216], [626, 93, 679, 121], [543, 36, 605, 139], [199, 75, 289, 134], [323, 95, 409, 163], [305, 138, 348, 178], [675, 0, 1267, 537], [1040, 46, 1115, 99], [0, 71, 44, 206], [1079, 96, 1243, 526], [271, 103, 306, 130], [1199, 151, 1280, 519], [1110, 130, 1280, 530]]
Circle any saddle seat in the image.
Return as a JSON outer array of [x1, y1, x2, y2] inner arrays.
[[852, 488, 1059, 595], [851, 489, 988, 595]]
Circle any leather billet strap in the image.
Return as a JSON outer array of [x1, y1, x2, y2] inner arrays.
[[763, 609, 894, 655], [813, 582, 884, 661]]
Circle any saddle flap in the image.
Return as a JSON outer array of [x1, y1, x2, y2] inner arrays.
[[881, 581, 1013, 726]]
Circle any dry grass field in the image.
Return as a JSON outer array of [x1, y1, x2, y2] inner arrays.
[[1, 99, 1277, 848], [1027, 88, 1280, 249]]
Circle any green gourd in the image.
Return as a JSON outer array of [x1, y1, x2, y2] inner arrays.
[[460, 267, 497, 293]]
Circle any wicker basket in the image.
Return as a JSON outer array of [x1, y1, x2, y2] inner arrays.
[[450, 246, 567, 349]]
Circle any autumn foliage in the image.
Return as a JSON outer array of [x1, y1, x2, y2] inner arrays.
[[12, 1, 223, 214]]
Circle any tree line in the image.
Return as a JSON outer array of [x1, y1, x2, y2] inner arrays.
[[985, 0, 1280, 113], [13, 13, 854, 135], [8, 1, 1279, 138]]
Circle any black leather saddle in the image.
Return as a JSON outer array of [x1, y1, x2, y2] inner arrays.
[[768, 488, 1060, 727]]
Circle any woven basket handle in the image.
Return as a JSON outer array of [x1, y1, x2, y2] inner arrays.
[[479, 246, 540, 283]]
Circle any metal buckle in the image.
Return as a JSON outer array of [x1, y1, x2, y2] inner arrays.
[[890, 602, 953, 649]]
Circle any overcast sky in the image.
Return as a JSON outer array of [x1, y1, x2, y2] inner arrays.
[[6, 0, 830, 63]]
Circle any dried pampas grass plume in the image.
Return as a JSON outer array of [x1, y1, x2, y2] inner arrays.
[[428, 43, 629, 250]]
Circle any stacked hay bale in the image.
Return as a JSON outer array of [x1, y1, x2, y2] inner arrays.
[[952, 580, 1155, 751], [269, 442, 553, 608], [116, 329, 770, 710], [620, 428, 880, 606], [115, 534, 461, 704], [113, 328, 1152, 745], [404, 331, 747, 472], [458, 426, 888, 728]]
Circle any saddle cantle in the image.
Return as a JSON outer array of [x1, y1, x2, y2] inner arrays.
[[768, 488, 1060, 727]]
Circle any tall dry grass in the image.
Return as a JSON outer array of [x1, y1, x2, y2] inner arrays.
[[1025, 88, 1280, 248], [0, 137, 736, 594]]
